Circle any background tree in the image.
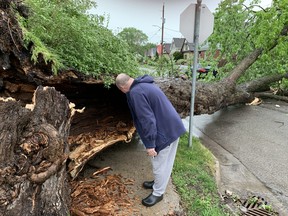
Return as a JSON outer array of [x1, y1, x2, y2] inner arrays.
[[117, 27, 149, 56], [173, 51, 184, 62]]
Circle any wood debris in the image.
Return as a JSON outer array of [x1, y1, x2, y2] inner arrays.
[[66, 104, 135, 179], [246, 97, 262, 106], [70, 172, 139, 216], [68, 126, 135, 179]]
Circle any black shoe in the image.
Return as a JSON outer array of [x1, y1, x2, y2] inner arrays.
[[143, 180, 154, 189], [142, 193, 163, 207]]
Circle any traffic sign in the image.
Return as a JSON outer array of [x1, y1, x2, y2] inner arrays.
[[180, 3, 214, 44]]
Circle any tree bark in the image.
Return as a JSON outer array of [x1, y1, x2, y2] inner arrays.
[[0, 86, 71, 216]]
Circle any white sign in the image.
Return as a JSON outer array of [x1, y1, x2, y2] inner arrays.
[[180, 4, 214, 44]]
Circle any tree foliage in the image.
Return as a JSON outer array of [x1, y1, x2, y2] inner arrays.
[[20, 0, 139, 83], [173, 51, 184, 61], [209, 0, 288, 86], [117, 27, 149, 56]]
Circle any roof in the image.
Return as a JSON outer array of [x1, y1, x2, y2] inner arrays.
[[172, 38, 185, 49]]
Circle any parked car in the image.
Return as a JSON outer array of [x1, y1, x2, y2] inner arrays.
[[191, 64, 217, 79], [178, 64, 189, 73]]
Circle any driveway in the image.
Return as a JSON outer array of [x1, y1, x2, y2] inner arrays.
[[184, 99, 288, 214]]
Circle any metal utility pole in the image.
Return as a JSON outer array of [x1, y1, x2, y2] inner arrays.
[[160, 3, 165, 56], [188, 0, 201, 148]]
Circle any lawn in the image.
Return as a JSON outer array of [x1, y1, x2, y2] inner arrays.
[[173, 133, 232, 216]]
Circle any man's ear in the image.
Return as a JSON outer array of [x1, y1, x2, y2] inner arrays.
[[119, 86, 126, 93]]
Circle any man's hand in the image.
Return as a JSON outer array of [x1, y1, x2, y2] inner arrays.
[[146, 148, 157, 157]]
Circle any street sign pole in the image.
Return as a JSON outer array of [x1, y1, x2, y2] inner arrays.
[[188, 0, 202, 148], [179, 0, 214, 147]]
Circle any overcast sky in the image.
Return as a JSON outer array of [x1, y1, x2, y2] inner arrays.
[[91, 0, 272, 44]]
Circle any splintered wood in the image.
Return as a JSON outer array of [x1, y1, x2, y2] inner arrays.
[[70, 173, 139, 216], [68, 127, 135, 178], [66, 102, 138, 214], [67, 106, 135, 179]]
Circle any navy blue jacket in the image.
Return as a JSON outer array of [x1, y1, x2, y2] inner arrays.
[[126, 75, 186, 153]]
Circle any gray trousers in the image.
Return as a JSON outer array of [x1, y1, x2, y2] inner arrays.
[[151, 138, 179, 196]]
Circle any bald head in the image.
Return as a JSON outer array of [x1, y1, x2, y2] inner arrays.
[[115, 73, 134, 93]]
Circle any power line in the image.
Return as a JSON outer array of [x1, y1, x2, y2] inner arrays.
[[148, 29, 161, 43], [164, 27, 179, 33]]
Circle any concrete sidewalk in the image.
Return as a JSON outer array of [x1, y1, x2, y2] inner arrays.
[[86, 135, 184, 216]]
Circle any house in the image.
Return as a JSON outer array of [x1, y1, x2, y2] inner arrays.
[[169, 38, 211, 60], [181, 39, 221, 61], [169, 38, 185, 54], [144, 38, 220, 61], [144, 47, 157, 58], [181, 39, 209, 60], [198, 43, 209, 59], [163, 43, 171, 57], [144, 43, 171, 58], [181, 40, 194, 60]]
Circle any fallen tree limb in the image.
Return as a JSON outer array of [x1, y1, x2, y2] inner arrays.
[[240, 73, 288, 92], [254, 92, 288, 102]]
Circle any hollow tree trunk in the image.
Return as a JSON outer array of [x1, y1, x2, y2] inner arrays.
[[0, 86, 71, 216]]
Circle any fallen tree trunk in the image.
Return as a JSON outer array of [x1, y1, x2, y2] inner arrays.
[[156, 71, 288, 117]]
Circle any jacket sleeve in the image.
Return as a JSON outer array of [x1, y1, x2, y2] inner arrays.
[[129, 91, 157, 148]]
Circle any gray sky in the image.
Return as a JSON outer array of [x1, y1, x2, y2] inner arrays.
[[91, 0, 272, 44]]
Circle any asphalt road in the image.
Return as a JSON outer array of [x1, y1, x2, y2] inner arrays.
[[184, 99, 288, 214]]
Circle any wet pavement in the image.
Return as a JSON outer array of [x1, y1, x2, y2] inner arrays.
[[85, 98, 288, 215], [87, 135, 184, 216], [187, 99, 288, 215]]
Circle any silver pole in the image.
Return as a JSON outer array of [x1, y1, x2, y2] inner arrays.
[[188, 0, 201, 147]]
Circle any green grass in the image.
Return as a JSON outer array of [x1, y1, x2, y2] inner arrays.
[[173, 133, 232, 216]]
